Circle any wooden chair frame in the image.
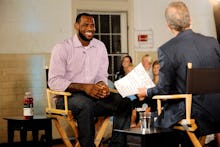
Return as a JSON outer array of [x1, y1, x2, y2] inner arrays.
[[153, 62, 220, 147], [45, 67, 111, 147]]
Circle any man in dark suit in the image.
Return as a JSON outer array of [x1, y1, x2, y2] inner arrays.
[[137, 1, 220, 146]]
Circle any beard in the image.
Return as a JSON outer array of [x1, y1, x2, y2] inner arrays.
[[78, 30, 93, 42]]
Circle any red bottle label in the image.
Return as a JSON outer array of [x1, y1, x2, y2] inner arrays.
[[23, 97, 33, 119]]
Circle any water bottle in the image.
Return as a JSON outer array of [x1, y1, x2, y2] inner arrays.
[[23, 92, 34, 119]]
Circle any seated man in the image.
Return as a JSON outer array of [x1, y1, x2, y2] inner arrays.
[[48, 13, 131, 147], [137, 1, 220, 146]]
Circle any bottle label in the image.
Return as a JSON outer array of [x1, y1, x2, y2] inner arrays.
[[23, 107, 33, 116], [23, 92, 33, 119]]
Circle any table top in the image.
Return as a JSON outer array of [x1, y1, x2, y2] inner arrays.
[[114, 127, 175, 136], [3, 115, 51, 121]]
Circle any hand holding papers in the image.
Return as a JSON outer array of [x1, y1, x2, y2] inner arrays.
[[114, 63, 155, 98]]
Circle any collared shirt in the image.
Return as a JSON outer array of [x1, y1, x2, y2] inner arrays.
[[48, 34, 109, 91]]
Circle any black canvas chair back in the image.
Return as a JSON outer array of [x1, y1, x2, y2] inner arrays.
[[186, 65, 220, 94]]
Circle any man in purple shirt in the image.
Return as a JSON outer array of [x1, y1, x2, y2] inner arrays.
[[48, 13, 131, 147]]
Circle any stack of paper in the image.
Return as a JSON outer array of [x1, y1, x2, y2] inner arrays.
[[114, 63, 155, 98]]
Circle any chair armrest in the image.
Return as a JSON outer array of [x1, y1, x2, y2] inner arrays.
[[152, 94, 190, 100], [46, 88, 72, 115], [152, 94, 192, 123], [47, 89, 72, 96], [110, 89, 118, 93]]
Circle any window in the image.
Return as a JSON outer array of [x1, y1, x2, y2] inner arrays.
[[77, 11, 128, 81]]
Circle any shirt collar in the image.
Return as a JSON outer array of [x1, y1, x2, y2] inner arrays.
[[73, 34, 96, 48], [177, 29, 193, 37]]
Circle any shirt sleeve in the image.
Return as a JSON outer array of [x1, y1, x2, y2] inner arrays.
[[48, 43, 72, 91], [147, 47, 176, 97]]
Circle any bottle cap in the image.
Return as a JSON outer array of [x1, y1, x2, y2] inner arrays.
[[25, 92, 32, 96]]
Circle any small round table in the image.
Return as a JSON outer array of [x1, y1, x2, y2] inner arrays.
[[3, 116, 52, 147]]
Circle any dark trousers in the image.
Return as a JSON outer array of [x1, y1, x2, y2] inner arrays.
[[56, 92, 131, 147]]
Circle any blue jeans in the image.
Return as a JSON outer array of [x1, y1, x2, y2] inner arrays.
[[56, 92, 131, 147]]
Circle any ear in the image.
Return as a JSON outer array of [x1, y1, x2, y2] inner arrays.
[[166, 22, 172, 32], [74, 23, 79, 31], [166, 22, 177, 35], [189, 17, 192, 29]]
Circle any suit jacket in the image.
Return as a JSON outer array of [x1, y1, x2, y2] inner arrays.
[[147, 29, 220, 135]]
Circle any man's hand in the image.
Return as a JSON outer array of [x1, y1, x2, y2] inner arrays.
[[96, 81, 110, 98], [83, 84, 101, 99], [65, 82, 110, 99], [83, 82, 110, 99]]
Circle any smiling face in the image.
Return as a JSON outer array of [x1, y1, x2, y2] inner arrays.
[[122, 57, 132, 68], [142, 56, 152, 71], [153, 64, 160, 76], [75, 15, 96, 46]]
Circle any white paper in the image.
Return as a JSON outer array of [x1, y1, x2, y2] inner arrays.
[[114, 63, 155, 98]]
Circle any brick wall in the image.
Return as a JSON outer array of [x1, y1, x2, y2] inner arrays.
[[0, 53, 51, 143]]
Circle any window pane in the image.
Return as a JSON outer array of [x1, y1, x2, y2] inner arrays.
[[112, 35, 121, 53], [92, 15, 99, 33], [101, 35, 110, 53], [94, 35, 99, 40], [100, 15, 109, 33], [108, 56, 112, 74], [111, 15, 121, 33], [114, 55, 122, 75]]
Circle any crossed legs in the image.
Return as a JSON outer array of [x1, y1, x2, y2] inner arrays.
[[56, 92, 131, 147]]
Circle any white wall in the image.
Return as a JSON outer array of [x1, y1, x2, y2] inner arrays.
[[1, 0, 216, 60], [0, 0, 133, 55], [0, 0, 72, 53], [133, 0, 217, 52]]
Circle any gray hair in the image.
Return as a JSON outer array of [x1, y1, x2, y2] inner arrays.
[[165, 1, 191, 32]]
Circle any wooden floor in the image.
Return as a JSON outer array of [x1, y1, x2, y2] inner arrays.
[[53, 143, 65, 147], [0, 137, 110, 147], [52, 142, 110, 147]]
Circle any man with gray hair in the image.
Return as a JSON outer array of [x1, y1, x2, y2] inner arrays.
[[137, 1, 220, 146]]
